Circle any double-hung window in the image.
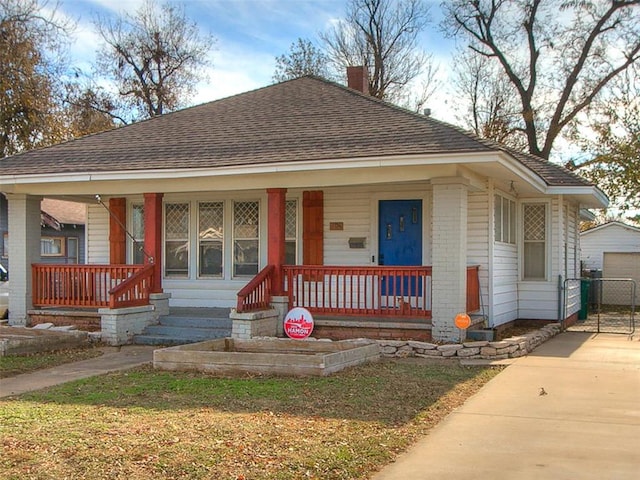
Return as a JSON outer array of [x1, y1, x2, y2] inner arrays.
[[494, 194, 516, 244], [233, 201, 259, 276], [523, 203, 547, 280], [198, 202, 224, 277], [285, 199, 297, 265], [164, 203, 190, 277], [131, 203, 145, 264]]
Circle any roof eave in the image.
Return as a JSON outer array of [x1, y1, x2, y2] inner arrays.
[[546, 185, 609, 209]]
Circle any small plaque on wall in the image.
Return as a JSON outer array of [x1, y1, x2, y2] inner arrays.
[[329, 222, 344, 231]]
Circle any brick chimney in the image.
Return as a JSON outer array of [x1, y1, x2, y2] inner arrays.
[[347, 66, 369, 94]]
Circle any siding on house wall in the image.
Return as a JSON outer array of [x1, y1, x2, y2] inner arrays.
[[493, 243, 518, 325], [87, 204, 109, 263], [0, 194, 8, 262], [581, 224, 640, 271], [467, 190, 490, 321], [518, 197, 581, 321]]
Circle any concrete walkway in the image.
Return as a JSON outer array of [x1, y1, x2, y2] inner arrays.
[[0, 345, 155, 398], [373, 331, 640, 479]]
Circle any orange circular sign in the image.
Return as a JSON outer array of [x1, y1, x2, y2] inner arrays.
[[454, 313, 471, 330]]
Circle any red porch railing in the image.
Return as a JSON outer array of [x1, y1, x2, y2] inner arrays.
[[283, 265, 433, 318], [236, 264, 275, 313], [108, 264, 155, 309], [32, 264, 154, 309]]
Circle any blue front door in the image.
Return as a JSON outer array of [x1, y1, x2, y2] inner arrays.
[[378, 200, 422, 295]]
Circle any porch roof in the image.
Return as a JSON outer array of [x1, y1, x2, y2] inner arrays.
[[1, 76, 592, 190]]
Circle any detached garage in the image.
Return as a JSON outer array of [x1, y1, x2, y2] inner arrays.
[[581, 222, 640, 304]]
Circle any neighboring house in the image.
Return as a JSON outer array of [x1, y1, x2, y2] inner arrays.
[[581, 221, 640, 303], [0, 69, 607, 342], [0, 194, 86, 272]]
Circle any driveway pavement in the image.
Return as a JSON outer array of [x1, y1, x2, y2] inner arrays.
[[372, 331, 640, 480]]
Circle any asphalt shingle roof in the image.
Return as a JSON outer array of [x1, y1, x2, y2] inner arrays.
[[0, 76, 592, 187]]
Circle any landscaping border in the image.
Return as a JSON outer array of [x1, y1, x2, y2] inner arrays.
[[377, 323, 562, 359]]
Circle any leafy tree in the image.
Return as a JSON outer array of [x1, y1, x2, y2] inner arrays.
[[273, 38, 330, 82], [0, 0, 71, 157], [568, 73, 640, 215], [444, 0, 640, 160], [94, 0, 214, 121]]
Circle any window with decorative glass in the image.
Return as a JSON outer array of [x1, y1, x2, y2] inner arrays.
[[523, 203, 547, 280], [164, 203, 189, 277], [198, 202, 224, 277], [494, 194, 516, 244], [285, 199, 297, 265], [233, 201, 259, 276], [131, 203, 145, 264]]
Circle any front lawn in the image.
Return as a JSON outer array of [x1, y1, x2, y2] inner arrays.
[[0, 360, 500, 479], [0, 347, 104, 378]]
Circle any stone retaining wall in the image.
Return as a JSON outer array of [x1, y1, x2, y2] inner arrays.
[[377, 323, 562, 360]]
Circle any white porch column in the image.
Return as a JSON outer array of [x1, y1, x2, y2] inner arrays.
[[7, 194, 42, 326], [431, 178, 469, 342]]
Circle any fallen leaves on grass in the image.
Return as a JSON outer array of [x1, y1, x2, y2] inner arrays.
[[0, 360, 501, 479]]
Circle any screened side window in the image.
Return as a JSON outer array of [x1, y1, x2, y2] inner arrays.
[[494, 194, 516, 244], [523, 203, 547, 280], [285, 199, 297, 265], [131, 204, 145, 264], [165, 203, 189, 277], [199, 202, 224, 277], [233, 201, 259, 276]]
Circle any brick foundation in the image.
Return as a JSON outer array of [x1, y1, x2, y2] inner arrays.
[[312, 325, 431, 342], [28, 310, 101, 332]]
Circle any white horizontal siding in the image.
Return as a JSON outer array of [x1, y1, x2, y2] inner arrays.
[[467, 191, 489, 318], [86, 204, 109, 264], [581, 224, 640, 271], [323, 188, 372, 265], [493, 243, 518, 326]]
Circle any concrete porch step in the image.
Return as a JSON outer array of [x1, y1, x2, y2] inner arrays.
[[133, 331, 229, 346], [159, 316, 231, 329], [133, 307, 232, 346]]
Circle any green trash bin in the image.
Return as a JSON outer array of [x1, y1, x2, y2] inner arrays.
[[579, 279, 589, 320]]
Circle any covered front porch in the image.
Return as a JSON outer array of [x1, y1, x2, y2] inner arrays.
[[8, 176, 482, 343]]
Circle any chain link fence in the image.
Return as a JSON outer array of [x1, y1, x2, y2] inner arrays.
[[565, 277, 636, 335]]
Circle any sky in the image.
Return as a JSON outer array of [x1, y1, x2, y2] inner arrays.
[[56, 0, 459, 121]]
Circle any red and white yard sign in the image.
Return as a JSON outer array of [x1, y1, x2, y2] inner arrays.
[[283, 307, 314, 339]]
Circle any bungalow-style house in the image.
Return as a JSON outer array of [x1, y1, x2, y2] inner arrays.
[[1, 194, 86, 269], [0, 69, 607, 343]]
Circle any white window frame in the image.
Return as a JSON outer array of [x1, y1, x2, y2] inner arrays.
[[521, 201, 549, 281], [197, 201, 224, 278], [164, 202, 190, 278], [130, 202, 145, 264], [232, 200, 260, 278], [494, 193, 516, 245], [285, 198, 298, 265]]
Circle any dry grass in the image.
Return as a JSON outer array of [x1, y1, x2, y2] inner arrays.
[[0, 347, 104, 378], [0, 360, 501, 479]]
